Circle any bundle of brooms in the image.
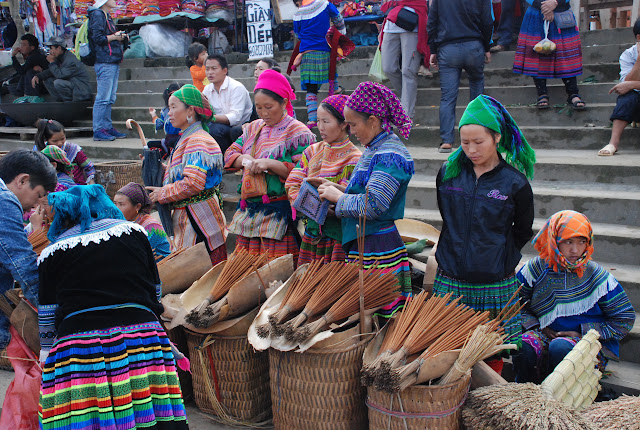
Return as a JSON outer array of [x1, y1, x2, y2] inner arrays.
[[28, 225, 50, 256], [582, 395, 640, 429], [362, 288, 524, 393], [185, 249, 269, 328]]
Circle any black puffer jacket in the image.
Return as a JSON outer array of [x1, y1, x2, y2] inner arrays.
[[88, 7, 123, 64], [435, 156, 534, 283]]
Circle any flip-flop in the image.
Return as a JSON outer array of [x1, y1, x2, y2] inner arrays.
[[438, 143, 452, 153], [569, 95, 586, 111], [536, 95, 550, 109], [598, 143, 617, 156]]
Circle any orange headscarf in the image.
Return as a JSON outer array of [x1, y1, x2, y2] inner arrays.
[[532, 210, 594, 277]]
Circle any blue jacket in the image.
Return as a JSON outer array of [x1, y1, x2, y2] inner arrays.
[[88, 7, 123, 64], [435, 156, 534, 283], [0, 178, 40, 350], [427, 0, 494, 53]]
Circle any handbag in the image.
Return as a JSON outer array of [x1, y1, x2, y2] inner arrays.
[[394, 7, 419, 32], [240, 125, 268, 200], [554, 9, 576, 30]]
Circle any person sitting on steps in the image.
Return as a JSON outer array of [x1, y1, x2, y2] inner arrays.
[[599, 19, 640, 156], [10, 34, 48, 98]]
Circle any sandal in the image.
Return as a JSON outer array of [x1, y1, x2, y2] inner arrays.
[[536, 95, 550, 109], [438, 143, 453, 153], [598, 143, 617, 156], [568, 95, 586, 111]]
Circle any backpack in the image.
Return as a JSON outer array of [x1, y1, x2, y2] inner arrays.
[[75, 18, 95, 66]]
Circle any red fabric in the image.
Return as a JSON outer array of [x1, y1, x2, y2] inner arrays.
[[485, 357, 504, 375], [255, 69, 296, 117], [493, 3, 501, 23], [515, 0, 522, 17], [326, 28, 355, 95], [0, 326, 41, 430], [380, 0, 431, 67]]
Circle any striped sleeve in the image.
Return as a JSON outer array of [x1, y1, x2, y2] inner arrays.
[[335, 164, 401, 220], [581, 281, 636, 341], [285, 150, 310, 204]]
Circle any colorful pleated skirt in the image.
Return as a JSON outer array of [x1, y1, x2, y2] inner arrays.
[[298, 230, 346, 266], [345, 225, 411, 318], [300, 50, 337, 90], [235, 226, 300, 262], [433, 268, 522, 349], [513, 7, 582, 79], [39, 321, 189, 430]]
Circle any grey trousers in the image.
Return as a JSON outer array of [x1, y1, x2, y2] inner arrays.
[[381, 31, 421, 119], [43, 77, 92, 102]]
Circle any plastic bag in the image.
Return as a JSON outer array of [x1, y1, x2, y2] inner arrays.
[[139, 23, 191, 58], [123, 35, 147, 59], [369, 46, 387, 82], [534, 21, 556, 55], [0, 326, 42, 430], [208, 28, 230, 56]]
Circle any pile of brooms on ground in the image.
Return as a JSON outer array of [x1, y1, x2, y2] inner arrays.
[[362, 289, 522, 393]]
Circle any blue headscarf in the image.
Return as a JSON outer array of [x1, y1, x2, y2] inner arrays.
[[47, 184, 125, 243]]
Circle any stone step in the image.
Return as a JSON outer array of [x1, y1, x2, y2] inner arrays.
[[600, 360, 640, 396], [620, 313, 640, 365]]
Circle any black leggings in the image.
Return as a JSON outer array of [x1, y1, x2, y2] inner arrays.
[[533, 77, 580, 100], [306, 84, 318, 94]]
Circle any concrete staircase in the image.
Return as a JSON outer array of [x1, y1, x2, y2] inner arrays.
[[0, 26, 638, 394]]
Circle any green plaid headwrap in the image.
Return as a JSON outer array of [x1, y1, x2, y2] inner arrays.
[[443, 95, 536, 182], [172, 84, 215, 132], [42, 145, 72, 172]]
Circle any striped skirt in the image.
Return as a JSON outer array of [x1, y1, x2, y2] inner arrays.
[[513, 7, 582, 79], [298, 230, 346, 266], [345, 225, 411, 318], [433, 269, 522, 349], [300, 50, 337, 90], [235, 226, 299, 262], [39, 321, 188, 430]]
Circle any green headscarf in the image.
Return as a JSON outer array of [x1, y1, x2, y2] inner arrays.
[[443, 95, 536, 182], [172, 84, 215, 132]]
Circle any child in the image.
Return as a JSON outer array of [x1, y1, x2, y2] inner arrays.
[[41, 145, 76, 192], [286, 94, 361, 266], [148, 82, 183, 158], [34, 119, 96, 185], [186, 42, 209, 92]]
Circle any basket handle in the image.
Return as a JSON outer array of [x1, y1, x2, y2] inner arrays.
[[126, 119, 146, 147]]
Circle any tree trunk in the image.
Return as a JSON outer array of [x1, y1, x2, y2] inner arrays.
[[8, 0, 27, 47]]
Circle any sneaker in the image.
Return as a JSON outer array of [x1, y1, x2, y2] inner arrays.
[[105, 127, 127, 139], [93, 129, 116, 141]]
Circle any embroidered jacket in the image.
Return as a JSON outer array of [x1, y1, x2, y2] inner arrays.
[[294, 0, 346, 52]]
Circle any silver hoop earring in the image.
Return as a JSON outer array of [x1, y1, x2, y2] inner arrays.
[[187, 115, 193, 123]]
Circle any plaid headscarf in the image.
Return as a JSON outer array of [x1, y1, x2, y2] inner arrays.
[[532, 210, 594, 277], [345, 82, 412, 139], [322, 94, 348, 119], [254, 69, 296, 117], [172, 84, 215, 132], [117, 182, 153, 214], [444, 95, 536, 182], [41, 145, 71, 171]]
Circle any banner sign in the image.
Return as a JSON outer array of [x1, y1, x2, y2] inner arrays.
[[247, 0, 274, 60]]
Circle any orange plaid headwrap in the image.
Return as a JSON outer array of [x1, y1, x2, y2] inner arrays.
[[532, 210, 594, 277]]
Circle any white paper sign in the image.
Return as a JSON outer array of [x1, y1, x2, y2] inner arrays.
[[247, 0, 274, 60]]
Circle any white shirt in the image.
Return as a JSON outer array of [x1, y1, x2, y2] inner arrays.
[[202, 76, 253, 127], [383, 7, 418, 34], [619, 44, 637, 82]]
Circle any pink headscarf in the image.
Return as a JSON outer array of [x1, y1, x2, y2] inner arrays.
[[254, 69, 296, 117], [322, 94, 349, 118]]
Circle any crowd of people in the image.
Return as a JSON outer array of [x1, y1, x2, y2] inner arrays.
[[0, 0, 638, 428]]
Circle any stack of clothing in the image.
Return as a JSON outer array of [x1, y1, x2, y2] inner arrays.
[[126, 0, 146, 17], [143, 0, 161, 15], [204, 0, 236, 20], [113, 0, 129, 18], [159, 0, 181, 16], [180, 0, 206, 15], [73, 0, 92, 18]]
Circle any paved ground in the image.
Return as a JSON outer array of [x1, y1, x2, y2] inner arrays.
[[0, 369, 258, 429]]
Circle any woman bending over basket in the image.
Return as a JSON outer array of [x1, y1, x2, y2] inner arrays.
[[147, 84, 227, 265], [317, 82, 414, 317], [514, 210, 635, 383]]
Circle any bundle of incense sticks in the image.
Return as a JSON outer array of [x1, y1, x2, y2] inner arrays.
[[28, 225, 50, 256]]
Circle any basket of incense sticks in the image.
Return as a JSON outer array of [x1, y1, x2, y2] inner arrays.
[[186, 329, 272, 426], [268, 323, 372, 430], [157, 242, 212, 295]]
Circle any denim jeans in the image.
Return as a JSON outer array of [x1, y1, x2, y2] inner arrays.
[[514, 337, 574, 383], [496, 0, 517, 47], [437, 40, 485, 144], [93, 62, 120, 132], [208, 122, 244, 154]]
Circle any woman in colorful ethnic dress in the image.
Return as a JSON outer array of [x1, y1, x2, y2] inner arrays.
[[115, 182, 171, 262], [292, 0, 346, 128], [434, 95, 536, 372], [285, 94, 361, 266], [514, 210, 635, 382], [40, 145, 76, 192], [147, 84, 227, 265], [38, 185, 188, 430], [225, 70, 315, 261], [513, 0, 585, 109], [317, 82, 414, 317]]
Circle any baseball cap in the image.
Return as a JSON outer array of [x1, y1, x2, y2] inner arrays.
[[44, 36, 65, 47]]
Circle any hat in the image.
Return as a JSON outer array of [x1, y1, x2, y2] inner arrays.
[[44, 36, 65, 47], [93, 0, 109, 8]]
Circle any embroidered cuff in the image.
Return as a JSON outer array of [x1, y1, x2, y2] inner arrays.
[[581, 322, 604, 339], [521, 313, 540, 331], [38, 303, 58, 353]]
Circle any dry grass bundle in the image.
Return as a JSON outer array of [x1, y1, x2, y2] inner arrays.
[[294, 267, 400, 342], [462, 383, 595, 430], [582, 395, 640, 429], [28, 226, 50, 256], [283, 261, 359, 340], [186, 250, 268, 327]]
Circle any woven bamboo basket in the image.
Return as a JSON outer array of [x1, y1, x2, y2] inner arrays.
[[269, 330, 373, 430], [164, 324, 193, 403], [185, 329, 272, 425], [94, 160, 143, 199], [367, 372, 471, 430]]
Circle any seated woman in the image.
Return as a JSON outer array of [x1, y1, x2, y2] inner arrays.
[[114, 182, 171, 262], [515, 210, 636, 383], [38, 185, 188, 429], [41, 145, 76, 192], [285, 94, 361, 266]]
